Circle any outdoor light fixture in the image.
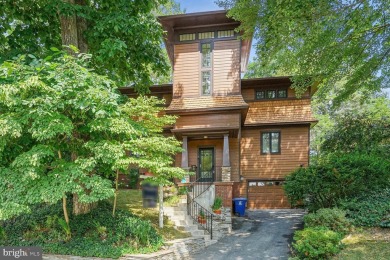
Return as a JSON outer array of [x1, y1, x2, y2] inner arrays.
[[190, 165, 197, 172]]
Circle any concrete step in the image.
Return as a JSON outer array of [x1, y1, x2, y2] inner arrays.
[[171, 218, 195, 227], [183, 225, 200, 232], [163, 211, 187, 218], [164, 207, 187, 213], [164, 210, 187, 217], [205, 239, 218, 247], [190, 230, 206, 237]]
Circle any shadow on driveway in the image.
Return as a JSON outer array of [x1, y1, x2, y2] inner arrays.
[[191, 209, 305, 260]]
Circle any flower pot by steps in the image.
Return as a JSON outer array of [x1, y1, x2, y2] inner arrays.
[[198, 216, 206, 224], [213, 209, 222, 215]]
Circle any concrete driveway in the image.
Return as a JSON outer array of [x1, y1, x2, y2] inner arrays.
[[191, 209, 305, 260]]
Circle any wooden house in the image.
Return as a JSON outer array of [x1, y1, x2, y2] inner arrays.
[[119, 10, 317, 209]]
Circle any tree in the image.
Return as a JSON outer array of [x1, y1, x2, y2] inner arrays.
[[217, 0, 389, 103], [0, 52, 185, 221], [0, 0, 169, 92], [311, 93, 390, 158]]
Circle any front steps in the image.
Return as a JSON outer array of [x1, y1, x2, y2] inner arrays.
[[164, 197, 218, 246]]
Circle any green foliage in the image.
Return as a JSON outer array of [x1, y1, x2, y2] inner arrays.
[[284, 152, 390, 211], [199, 209, 205, 218], [0, 201, 163, 258], [292, 227, 343, 259], [338, 189, 390, 227], [129, 168, 140, 189], [304, 208, 352, 235], [177, 187, 188, 195], [311, 95, 390, 159], [218, 0, 389, 102], [0, 0, 170, 90], [0, 53, 185, 220], [58, 218, 71, 241], [319, 98, 390, 155], [212, 197, 223, 211]]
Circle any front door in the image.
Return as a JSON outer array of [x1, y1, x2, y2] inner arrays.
[[198, 148, 215, 182]]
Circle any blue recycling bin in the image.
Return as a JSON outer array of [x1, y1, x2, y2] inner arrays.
[[233, 198, 247, 217]]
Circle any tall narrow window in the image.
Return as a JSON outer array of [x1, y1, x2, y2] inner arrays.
[[201, 43, 212, 95], [261, 131, 281, 154]]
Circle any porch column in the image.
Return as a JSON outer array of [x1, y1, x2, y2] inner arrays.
[[181, 136, 189, 168], [222, 134, 231, 182], [222, 134, 230, 167]]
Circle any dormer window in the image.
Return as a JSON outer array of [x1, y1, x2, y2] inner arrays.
[[201, 43, 212, 95]]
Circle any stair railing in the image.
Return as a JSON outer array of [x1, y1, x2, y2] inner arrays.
[[186, 177, 214, 239]]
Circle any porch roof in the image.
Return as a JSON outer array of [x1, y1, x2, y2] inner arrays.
[[171, 126, 239, 139]]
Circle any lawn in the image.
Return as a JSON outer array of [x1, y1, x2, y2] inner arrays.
[[112, 189, 190, 241], [334, 228, 390, 260]]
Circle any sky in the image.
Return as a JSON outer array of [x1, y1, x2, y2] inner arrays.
[[177, 0, 222, 13]]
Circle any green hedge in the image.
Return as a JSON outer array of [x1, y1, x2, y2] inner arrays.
[[339, 189, 390, 227], [0, 201, 162, 258], [293, 227, 343, 259], [284, 152, 390, 211], [304, 208, 352, 235]]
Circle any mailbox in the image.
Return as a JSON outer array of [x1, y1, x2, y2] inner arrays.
[[142, 183, 158, 208]]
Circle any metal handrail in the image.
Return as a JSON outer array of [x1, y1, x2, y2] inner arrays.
[[187, 191, 213, 239], [186, 177, 214, 239]]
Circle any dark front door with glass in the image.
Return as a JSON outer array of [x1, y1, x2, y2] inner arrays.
[[198, 148, 215, 182]]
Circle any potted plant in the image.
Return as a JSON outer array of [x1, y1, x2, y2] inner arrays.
[[212, 197, 223, 214], [198, 209, 206, 224]]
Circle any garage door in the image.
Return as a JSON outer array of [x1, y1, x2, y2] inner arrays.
[[247, 180, 290, 209]]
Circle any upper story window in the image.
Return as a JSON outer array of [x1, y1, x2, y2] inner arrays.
[[261, 131, 281, 154], [218, 30, 235, 38], [201, 43, 212, 95], [179, 33, 195, 41], [199, 32, 214, 39], [201, 43, 212, 67], [256, 89, 288, 100]]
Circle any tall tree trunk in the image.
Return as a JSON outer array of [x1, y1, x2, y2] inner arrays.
[[71, 150, 96, 215], [60, 0, 94, 215], [59, 0, 78, 54], [112, 169, 119, 217], [75, 0, 88, 53], [58, 150, 70, 225]]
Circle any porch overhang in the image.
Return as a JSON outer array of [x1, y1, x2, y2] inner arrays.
[[171, 127, 239, 139]]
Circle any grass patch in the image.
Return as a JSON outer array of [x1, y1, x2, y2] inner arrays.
[[333, 227, 390, 260], [333, 241, 390, 260], [112, 189, 190, 241]]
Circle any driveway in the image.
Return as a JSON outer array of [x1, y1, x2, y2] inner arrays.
[[191, 209, 305, 260]]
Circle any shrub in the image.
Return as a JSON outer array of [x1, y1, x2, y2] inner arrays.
[[129, 168, 140, 189], [0, 201, 163, 258], [304, 208, 352, 235], [284, 152, 390, 211], [212, 197, 223, 211], [293, 227, 343, 259], [339, 188, 390, 227]]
